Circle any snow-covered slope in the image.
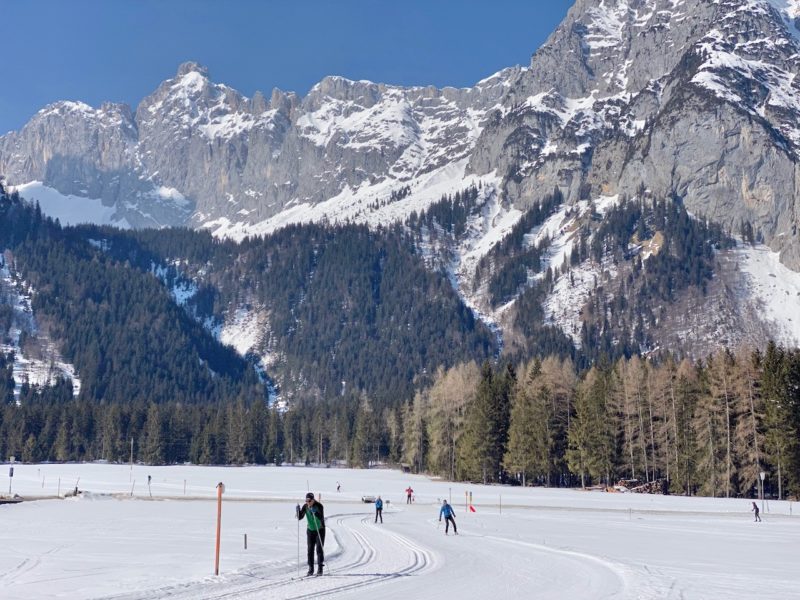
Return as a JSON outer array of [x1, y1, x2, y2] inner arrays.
[[0, 256, 80, 398], [735, 243, 800, 346], [13, 182, 131, 228]]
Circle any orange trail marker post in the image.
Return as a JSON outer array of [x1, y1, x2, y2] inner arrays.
[[214, 482, 225, 575]]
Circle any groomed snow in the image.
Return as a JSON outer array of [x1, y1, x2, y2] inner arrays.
[[2, 463, 797, 600]]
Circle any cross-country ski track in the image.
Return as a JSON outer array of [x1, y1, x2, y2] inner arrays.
[[3, 464, 799, 599], [96, 505, 628, 600]]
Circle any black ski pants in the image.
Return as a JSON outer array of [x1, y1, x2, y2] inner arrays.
[[375, 508, 383, 523], [306, 528, 325, 567], [444, 515, 457, 533]]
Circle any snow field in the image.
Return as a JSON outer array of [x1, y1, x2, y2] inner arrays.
[[2, 464, 799, 599]]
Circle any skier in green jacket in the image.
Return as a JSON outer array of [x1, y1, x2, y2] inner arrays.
[[297, 492, 326, 575]]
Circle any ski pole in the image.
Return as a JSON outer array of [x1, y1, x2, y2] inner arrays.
[[296, 504, 300, 578], [315, 527, 329, 575]]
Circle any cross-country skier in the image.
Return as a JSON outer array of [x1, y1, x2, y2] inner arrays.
[[406, 486, 414, 504], [752, 501, 761, 522], [439, 499, 457, 535], [375, 496, 383, 523], [297, 492, 326, 575]]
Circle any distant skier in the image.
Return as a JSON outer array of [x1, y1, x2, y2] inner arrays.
[[752, 501, 761, 522], [439, 499, 457, 535], [297, 492, 326, 575], [375, 496, 383, 523], [406, 486, 414, 504], [337, 481, 341, 492]]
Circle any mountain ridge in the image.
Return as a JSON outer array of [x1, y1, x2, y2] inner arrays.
[[2, 1, 799, 273], [2, 0, 800, 377]]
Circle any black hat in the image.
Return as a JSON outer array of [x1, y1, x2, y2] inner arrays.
[[306, 492, 314, 500]]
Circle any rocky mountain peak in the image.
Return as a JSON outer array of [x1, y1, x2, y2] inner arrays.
[[1, 0, 799, 269], [176, 61, 210, 78]]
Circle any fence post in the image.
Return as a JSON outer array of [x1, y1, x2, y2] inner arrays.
[[215, 482, 225, 575]]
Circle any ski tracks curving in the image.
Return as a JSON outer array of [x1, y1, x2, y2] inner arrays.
[[98, 511, 436, 600]]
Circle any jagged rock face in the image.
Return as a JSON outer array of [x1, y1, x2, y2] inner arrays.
[[1, 1, 800, 267], [0, 60, 514, 230], [0, 100, 194, 227], [469, 0, 800, 267]]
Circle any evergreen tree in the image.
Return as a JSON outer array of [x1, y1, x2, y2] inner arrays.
[[504, 359, 553, 485], [142, 403, 165, 465], [567, 367, 615, 487]]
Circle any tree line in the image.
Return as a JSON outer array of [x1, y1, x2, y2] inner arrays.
[[1, 183, 496, 405], [3, 343, 797, 500], [401, 343, 800, 499]]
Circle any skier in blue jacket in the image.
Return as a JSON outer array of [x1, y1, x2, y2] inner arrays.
[[375, 496, 383, 523], [439, 499, 457, 535]]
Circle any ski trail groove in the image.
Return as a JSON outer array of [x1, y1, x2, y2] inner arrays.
[[96, 510, 435, 600], [283, 515, 434, 600]]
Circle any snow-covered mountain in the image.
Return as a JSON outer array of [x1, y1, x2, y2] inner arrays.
[[2, 0, 800, 360], [2, 1, 799, 258], [0, 60, 513, 236]]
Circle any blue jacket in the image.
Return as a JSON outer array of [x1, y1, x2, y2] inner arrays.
[[439, 503, 455, 519], [375, 498, 383, 509]]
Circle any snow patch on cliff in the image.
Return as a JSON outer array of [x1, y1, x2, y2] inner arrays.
[[736, 243, 800, 346]]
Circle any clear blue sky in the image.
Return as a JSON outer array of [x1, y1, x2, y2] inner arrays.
[[1, 0, 574, 134]]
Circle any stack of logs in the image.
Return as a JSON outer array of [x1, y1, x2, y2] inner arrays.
[[627, 479, 668, 494]]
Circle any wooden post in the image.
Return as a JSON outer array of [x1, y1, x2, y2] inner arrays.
[[57, 477, 61, 497], [215, 482, 224, 575]]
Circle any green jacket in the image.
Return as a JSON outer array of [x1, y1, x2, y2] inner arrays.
[[298, 501, 325, 531]]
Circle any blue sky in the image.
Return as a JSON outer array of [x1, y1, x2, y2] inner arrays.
[[1, 1, 574, 134]]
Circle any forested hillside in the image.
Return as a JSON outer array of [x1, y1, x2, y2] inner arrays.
[[0, 183, 496, 406], [0, 184, 262, 406], [2, 182, 799, 500]]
